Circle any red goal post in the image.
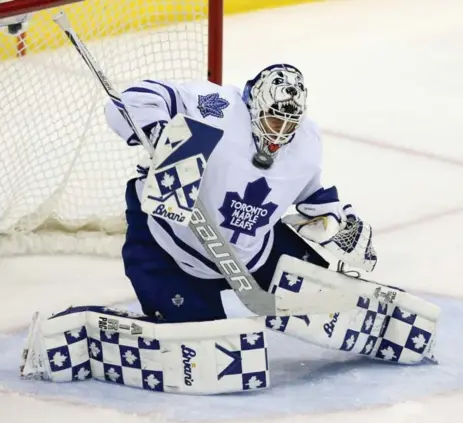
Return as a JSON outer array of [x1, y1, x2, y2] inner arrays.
[[0, 0, 223, 256], [0, 0, 80, 17]]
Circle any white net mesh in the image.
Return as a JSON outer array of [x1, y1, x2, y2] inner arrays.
[[0, 0, 210, 256]]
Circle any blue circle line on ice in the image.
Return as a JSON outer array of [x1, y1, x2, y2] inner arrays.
[[0, 294, 461, 421]]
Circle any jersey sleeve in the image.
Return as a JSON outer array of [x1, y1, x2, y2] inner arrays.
[[104, 79, 185, 147], [294, 122, 324, 203], [294, 168, 322, 203]]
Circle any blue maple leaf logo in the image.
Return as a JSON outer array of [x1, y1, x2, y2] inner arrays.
[[219, 178, 278, 244], [197, 93, 230, 118]]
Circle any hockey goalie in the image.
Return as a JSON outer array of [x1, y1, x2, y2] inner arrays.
[[20, 17, 440, 395]]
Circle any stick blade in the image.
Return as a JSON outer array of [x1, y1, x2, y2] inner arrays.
[[141, 114, 223, 226]]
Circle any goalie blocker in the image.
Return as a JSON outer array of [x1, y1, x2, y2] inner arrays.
[[20, 306, 269, 395]]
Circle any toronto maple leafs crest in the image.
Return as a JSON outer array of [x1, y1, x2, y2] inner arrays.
[[219, 178, 278, 243], [197, 93, 230, 118]]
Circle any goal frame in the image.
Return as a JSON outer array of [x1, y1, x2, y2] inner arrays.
[[0, 0, 223, 84], [0, 0, 224, 257]]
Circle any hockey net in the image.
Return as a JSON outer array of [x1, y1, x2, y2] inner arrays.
[[0, 0, 222, 257]]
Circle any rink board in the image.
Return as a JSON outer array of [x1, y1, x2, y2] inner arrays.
[[0, 294, 462, 421]]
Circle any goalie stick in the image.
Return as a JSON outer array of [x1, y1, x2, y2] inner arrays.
[[52, 12, 358, 317]]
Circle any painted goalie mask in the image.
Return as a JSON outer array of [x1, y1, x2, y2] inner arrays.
[[243, 64, 308, 158]]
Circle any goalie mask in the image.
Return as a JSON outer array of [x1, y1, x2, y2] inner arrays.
[[243, 64, 307, 164]]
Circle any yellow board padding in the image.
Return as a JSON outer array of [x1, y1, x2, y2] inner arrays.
[[0, 0, 207, 59], [224, 0, 321, 15], [0, 0, 318, 60]]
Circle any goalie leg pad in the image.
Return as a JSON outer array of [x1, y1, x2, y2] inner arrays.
[[21, 306, 269, 395], [266, 255, 439, 364]]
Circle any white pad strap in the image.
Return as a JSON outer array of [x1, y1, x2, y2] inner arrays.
[[267, 255, 440, 364], [21, 306, 269, 395]]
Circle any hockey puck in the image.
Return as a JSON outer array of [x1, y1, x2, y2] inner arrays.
[[252, 152, 273, 169]]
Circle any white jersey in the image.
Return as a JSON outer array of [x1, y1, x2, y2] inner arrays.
[[105, 79, 323, 279]]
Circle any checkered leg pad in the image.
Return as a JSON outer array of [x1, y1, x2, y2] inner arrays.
[[34, 306, 270, 394], [337, 296, 389, 355], [87, 328, 164, 392], [215, 331, 269, 392], [44, 326, 92, 382], [338, 297, 437, 364], [87, 326, 268, 394], [264, 291, 437, 366], [373, 306, 436, 363], [264, 298, 384, 355]]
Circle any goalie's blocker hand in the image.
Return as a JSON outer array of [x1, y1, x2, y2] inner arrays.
[[141, 114, 224, 227]]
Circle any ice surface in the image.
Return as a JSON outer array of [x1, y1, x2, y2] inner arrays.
[[2, 0, 463, 421]]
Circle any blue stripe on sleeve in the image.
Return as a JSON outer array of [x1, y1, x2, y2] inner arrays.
[[143, 80, 178, 117], [111, 98, 124, 109], [124, 86, 172, 117], [127, 120, 160, 146]]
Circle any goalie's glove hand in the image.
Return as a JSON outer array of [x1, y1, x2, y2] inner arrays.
[[282, 186, 377, 272], [323, 217, 377, 272]]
